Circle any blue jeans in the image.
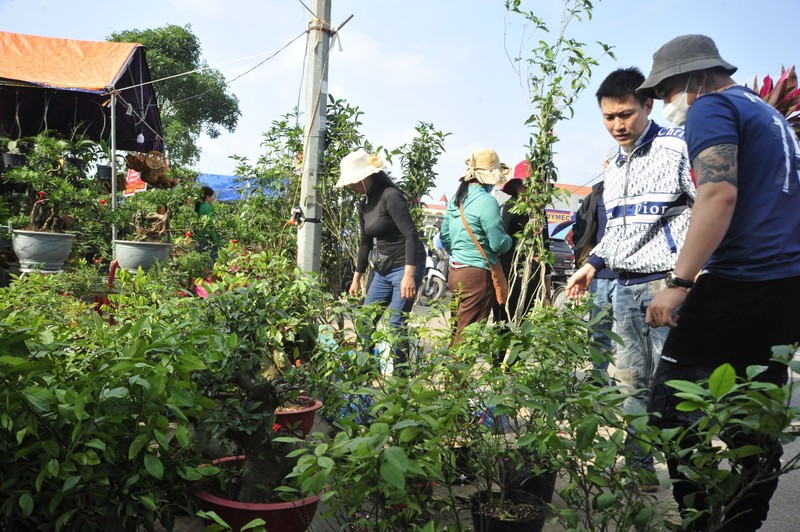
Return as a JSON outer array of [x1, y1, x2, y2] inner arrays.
[[614, 278, 670, 469], [362, 260, 425, 367], [590, 277, 616, 371]]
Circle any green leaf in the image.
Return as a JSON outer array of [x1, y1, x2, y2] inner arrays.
[[153, 430, 169, 450], [195, 510, 230, 530], [316, 456, 335, 470], [128, 433, 148, 460], [575, 418, 598, 451], [139, 495, 157, 511], [21, 387, 52, 412], [666, 379, 706, 395], [383, 446, 409, 472], [47, 458, 60, 477], [18, 493, 33, 517], [676, 400, 705, 412], [176, 353, 207, 371], [594, 492, 616, 510], [175, 425, 190, 448], [240, 518, 267, 531], [708, 364, 736, 398], [379, 461, 405, 490], [144, 454, 164, 480], [634, 506, 656, 528], [54, 508, 77, 532], [746, 364, 769, 380], [62, 475, 81, 492]]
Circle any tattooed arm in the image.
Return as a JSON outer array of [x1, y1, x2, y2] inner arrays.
[[646, 143, 738, 327]]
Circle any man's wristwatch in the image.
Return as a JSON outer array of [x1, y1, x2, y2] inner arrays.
[[665, 271, 694, 289]]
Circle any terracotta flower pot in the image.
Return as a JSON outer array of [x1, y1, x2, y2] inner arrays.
[[193, 456, 321, 532], [273, 396, 323, 437]]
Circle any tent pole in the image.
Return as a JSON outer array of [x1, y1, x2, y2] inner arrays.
[[110, 91, 118, 244]]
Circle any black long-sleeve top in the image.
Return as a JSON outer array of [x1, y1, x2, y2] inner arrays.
[[356, 184, 424, 274], [499, 200, 551, 276]]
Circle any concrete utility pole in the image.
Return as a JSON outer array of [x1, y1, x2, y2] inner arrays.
[[297, 0, 332, 274]]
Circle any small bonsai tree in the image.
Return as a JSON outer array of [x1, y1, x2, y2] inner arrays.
[[192, 246, 333, 502], [3, 133, 102, 232]]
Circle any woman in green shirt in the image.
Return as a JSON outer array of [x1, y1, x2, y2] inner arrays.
[[195, 186, 220, 259]]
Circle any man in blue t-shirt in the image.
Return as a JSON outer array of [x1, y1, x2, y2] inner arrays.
[[639, 34, 800, 531]]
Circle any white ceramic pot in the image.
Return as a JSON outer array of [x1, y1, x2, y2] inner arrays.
[[113, 240, 172, 273], [12, 230, 75, 274]]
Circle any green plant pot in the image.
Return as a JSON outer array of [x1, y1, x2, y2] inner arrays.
[[113, 240, 172, 274], [12, 230, 75, 274]]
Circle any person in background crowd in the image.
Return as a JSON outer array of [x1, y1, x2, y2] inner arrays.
[[441, 148, 512, 345], [492, 160, 551, 326], [566, 67, 696, 481], [195, 186, 220, 260], [339, 148, 426, 371], [640, 34, 800, 530]]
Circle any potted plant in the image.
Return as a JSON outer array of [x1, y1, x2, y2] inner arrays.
[[94, 139, 128, 192], [188, 247, 332, 531], [1, 136, 28, 170], [443, 300, 620, 532], [2, 133, 103, 273], [443, 325, 551, 532], [108, 186, 181, 273]]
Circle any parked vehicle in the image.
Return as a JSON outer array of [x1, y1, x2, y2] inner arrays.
[[550, 238, 575, 287], [548, 219, 575, 308], [419, 245, 448, 304]]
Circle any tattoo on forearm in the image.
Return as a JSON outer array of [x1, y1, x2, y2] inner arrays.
[[694, 144, 738, 187]]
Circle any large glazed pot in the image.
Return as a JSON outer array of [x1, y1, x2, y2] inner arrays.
[[12, 230, 74, 273], [193, 456, 321, 532], [113, 240, 172, 273]]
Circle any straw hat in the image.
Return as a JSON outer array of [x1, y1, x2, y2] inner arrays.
[[460, 148, 510, 185], [336, 148, 387, 187], [638, 34, 737, 99]]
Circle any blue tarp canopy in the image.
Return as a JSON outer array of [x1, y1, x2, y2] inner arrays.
[[197, 173, 271, 202]]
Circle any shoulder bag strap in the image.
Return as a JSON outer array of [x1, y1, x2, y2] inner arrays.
[[459, 204, 491, 267]]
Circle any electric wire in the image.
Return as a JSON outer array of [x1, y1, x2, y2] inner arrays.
[[168, 30, 307, 107], [296, 0, 315, 17], [114, 30, 307, 94]]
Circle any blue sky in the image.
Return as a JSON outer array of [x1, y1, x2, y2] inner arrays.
[[2, 0, 798, 201]]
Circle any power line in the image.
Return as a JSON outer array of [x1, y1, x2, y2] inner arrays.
[[296, 0, 315, 17], [115, 31, 307, 94]]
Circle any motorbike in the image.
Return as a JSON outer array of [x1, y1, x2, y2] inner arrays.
[[418, 245, 448, 305]]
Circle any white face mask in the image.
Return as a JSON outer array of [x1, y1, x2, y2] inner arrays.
[[662, 79, 691, 126]]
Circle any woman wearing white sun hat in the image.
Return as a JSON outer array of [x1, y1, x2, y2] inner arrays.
[[338, 148, 426, 370]]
